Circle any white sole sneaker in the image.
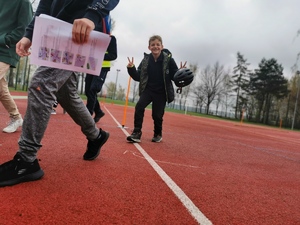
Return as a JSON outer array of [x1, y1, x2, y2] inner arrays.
[[3, 118, 23, 133]]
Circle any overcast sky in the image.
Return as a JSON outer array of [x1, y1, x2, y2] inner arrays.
[[32, 0, 300, 89]]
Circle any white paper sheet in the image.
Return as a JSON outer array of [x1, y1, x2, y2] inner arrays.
[[30, 14, 111, 75]]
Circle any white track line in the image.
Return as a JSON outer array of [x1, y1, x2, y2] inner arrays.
[[12, 95, 28, 99], [105, 105, 213, 225]]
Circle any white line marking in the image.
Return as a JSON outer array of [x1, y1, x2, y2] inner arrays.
[[124, 150, 202, 169], [105, 106, 213, 225], [12, 96, 28, 99]]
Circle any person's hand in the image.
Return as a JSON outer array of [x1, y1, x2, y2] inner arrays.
[[16, 37, 32, 57], [127, 57, 134, 68], [180, 61, 187, 68], [72, 18, 95, 44]]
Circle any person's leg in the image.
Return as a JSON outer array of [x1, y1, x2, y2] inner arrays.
[[18, 67, 74, 162], [134, 89, 152, 132], [0, 68, 109, 187], [127, 89, 152, 142], [94, 70, 107, 114], [151, 91, 166, 142], [0, 62, 23, 133], [93, 70, 107, 122], [57, 73, 109, 160], [84, 74, 95, 115], [57, 73, 99, 139], [94, 100, 102, 115], [0, 67, 72, 187]]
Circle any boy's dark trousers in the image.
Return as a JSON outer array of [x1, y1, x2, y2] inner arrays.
[[134, 88, 167, 135], [85, 70, 108, 115]]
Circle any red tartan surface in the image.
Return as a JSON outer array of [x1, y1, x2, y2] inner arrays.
[[0, 91, 299, 225]]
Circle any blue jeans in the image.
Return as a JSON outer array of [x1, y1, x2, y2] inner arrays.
[[18, 66, 99, 162]]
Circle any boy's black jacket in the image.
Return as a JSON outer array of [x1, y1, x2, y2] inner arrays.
[[127, 51, 178, 103]]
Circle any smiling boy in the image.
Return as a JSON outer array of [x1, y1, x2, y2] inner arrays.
[[126, 35, 178, 143]]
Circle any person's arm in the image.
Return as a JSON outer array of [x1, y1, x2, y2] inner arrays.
[[127, 57, 141, 82], [24, 0, 53, 41], [127, 66, 141, 82], [104, 35, 117, 61], [169, 58, 179, 80], [72, 0, 119, 44], [17, 0, 52, 56], [5, 1, 33, 47], [84, 0, 120, 28], [24, 0, 120, 42]]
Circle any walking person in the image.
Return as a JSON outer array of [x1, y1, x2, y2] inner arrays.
[[126, 35, 179, 143], [0, 0, 119, 187], [85, 16, 117, 123], [0, 0, 33, 133]]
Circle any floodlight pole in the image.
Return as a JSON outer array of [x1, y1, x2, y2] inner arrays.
[[113, 69, 120, 100]]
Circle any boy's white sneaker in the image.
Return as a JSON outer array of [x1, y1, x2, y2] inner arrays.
[[3, 118, 23, 133]]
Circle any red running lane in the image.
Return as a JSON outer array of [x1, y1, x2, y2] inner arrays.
[[0, 96, 299, 225]]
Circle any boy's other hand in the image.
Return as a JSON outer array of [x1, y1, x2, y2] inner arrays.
[[16, 37, 32, 57], [127, 57, 134, 67], [180, 61, 187, 68], [72, 18, 95, 44]]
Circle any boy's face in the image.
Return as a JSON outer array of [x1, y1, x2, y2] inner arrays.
[[148, 39, 163, 57]]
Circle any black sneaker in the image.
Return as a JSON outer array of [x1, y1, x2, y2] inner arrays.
[[127, 131, 142, 143], [152, 134, 162, 143], [83, 128, 109, 160], [0, 153, 44, 187], [94, 111, 105, 123]]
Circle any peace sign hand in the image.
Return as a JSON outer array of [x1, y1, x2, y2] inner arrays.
[[127, 57, 135, 68], [180, 61, 187, 68]]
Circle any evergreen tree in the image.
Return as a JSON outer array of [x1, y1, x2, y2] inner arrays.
[[231, 52, 250, 119], [249, 58, 288, 124]]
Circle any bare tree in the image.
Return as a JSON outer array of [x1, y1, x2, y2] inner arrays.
[[176, 87, 189, 110], [215, 92, 222, 115], [105, 82, 116, 99], [116, 84, 125, 100], [182, 63, 198, 109], [220, 71, 234, 117], [193, 87, 205, 113], [194, 62, 227, 114]]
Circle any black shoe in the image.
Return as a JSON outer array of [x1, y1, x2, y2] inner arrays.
[[0, 153, 44, 187], [94, 111, 105, 123], [152, 134, 162, 143], [83, 129, 109, 160], [127, 131, 142, 143], [53, 100, 58, 108]]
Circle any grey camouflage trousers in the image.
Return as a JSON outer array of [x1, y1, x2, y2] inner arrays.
[[18, 66, 99, 162]]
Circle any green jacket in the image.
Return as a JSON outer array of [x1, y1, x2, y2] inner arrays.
[[0, 0, 33, 67]]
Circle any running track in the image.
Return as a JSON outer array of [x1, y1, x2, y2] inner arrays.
[[0, 92, 299, 225]]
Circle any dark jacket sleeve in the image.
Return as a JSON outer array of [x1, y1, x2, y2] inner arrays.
[[24, 0, 120, 41], [85, 0, 119, 27], [127, 53, 148, 82], [24, 0, 53, 40], [169, 57, 179, 80], [104, 35, 117, 61], [127, 65, 140, 82]]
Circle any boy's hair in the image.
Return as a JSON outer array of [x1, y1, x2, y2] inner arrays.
[[149, 35, 163, 45]]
